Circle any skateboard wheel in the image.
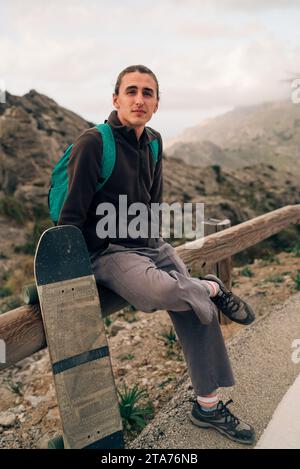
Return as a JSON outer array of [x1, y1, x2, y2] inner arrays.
[[48, 435, 64, 449], [22, 283, 39, 305]]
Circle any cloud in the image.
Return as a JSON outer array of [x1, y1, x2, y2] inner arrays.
[[171, 0, 300, 11], [1, 0, 300, 140], [158, 37, 298, 111], [174, 21, 262, 39]]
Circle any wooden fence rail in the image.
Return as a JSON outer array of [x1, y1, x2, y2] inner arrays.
[[1, 204, 300, 371]]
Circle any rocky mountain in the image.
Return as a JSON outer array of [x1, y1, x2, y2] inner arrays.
[[165, 100, 300, 174], [0, 91, 300, 314], [0, 90, 94, 216], [1, 91, 299, 224]]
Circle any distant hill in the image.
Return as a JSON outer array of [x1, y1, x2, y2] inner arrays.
[[0, 91, 300, 314], [165, 100, 300, 174]]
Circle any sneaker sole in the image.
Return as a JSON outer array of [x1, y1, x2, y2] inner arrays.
[[189, 413, 255, 446]]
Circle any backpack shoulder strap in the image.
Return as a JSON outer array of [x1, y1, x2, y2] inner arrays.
[[95, 123, 116, 191], [147, 128, 159, 164]]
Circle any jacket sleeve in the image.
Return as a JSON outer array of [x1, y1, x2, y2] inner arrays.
[[58, 131, 102, 228]]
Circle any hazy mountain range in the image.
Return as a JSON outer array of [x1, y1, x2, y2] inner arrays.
[[165, 100, 300, 175]]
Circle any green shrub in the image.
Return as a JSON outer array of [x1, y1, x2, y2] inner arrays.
[[0, 196, 26, 225], [0, 286, 12, 298], [264, 274, 284, 284], [3, 377, 23, 396], [119, 354, 135, 361], [261, 252, 281, 265], [160, 327, 177, 347], [240, 266, 254, 277], [158, 377, 173, 389], [293, 270, 300, 291], [104, 318, 112, 328], [117, 383, 154, 433], [291, 243, 300, 258]]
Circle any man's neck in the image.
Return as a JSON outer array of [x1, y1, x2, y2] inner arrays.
[[116, 112, 144, 141], [135, 127, 144, 141]]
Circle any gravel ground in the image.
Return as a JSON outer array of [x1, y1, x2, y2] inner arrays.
[[130, 291, 300, 449]]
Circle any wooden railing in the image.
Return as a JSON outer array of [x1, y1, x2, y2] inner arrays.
[[1, 204, 300, 371]]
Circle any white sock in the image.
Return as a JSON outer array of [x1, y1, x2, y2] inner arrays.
[[197, 392, 219, 412], [201, 280, 220, 298]]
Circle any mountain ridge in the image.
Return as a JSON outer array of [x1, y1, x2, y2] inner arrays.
[[165, 99, 300, 174]]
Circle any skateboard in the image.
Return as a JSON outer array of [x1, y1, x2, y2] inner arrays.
[[34, 225, 124, 449]]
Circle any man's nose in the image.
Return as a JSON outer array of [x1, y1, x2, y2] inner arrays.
[[135, 92, 145, 106]]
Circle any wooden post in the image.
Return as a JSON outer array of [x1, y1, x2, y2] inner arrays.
[[215, 219, 232, 325], [203, 218, 232, 325]]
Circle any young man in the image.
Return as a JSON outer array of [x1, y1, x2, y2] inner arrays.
[[58, 65, 256, 445]]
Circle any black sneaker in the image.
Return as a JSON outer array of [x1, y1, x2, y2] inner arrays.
[[202, 274, 255, 325], [190, 399, 255, 445]]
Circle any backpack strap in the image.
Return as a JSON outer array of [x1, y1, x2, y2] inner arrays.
[[147, 128, 159, 163], [94, 123, 116, 191], [94, 124, 159, 192]]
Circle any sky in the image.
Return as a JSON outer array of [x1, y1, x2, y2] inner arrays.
[[1, 0, 300, 143]]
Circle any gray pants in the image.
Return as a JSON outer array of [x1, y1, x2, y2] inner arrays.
[[90, 238, 235, 395]]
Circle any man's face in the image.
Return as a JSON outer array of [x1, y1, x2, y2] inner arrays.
[[112, 72, 159, 132]]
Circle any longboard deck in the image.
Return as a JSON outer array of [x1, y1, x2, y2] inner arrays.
[[34, 225, 124, 449]]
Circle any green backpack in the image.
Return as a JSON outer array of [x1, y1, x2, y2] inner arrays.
[[48, 123, 159, 224]]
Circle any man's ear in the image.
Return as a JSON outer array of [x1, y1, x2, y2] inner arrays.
[[112, 93, 119, 109]]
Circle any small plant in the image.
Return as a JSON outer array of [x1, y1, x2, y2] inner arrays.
[[159, 327, 178, 358], [0, 286, 12, 298], [261, 252, 281, 265], [104, 317, 112, 328], [240, 266, 254, 278], [293, 270, 300, 291], [117, 383, 154, 433], [0, 196, 27, 225], [119, 354, 135, 361], [4, 377, 24, 396], [158, 377, 173, 389], [160, 327, 177, 347], [291, 243, 300, 258], [231, 277, 238, 287], [264, 274, 284, 284]]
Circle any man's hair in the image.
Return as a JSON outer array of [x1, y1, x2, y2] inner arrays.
[[114, 65, 160, 101]]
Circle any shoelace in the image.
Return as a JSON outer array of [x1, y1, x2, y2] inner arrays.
[[217, 399, 240, 427], [190, 397, 240, 428], [214, 290, 240, 313]]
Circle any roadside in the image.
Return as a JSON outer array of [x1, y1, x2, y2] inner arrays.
[[0, 249, 299, 448], [130, 291, 300, 449]]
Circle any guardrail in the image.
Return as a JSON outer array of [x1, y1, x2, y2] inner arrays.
[[0, 204, 300, 370]]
